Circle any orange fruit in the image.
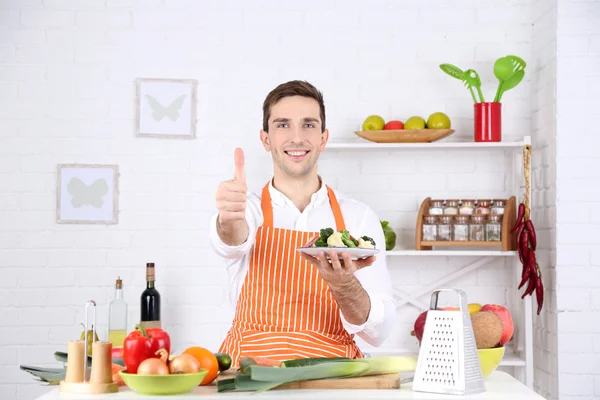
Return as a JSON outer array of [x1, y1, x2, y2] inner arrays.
[[182, 346, 219, 385]]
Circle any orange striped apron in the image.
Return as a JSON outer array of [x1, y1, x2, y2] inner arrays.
[[219, 182, 363, 367]]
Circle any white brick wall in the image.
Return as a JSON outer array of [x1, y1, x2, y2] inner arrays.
[[555, 1, 600, 400], [1, 0, 594, 399], [531, 0, 558, 398]]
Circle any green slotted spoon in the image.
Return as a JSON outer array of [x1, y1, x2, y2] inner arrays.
[[462, 69, 484, 103], [493, 55, 526, 102]]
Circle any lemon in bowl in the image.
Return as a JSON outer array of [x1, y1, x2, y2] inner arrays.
[[119, 369, 208, 395], [477, 346, 505, 377]]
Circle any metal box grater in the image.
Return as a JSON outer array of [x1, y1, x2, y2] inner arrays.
[[412, 288, 486, 396]]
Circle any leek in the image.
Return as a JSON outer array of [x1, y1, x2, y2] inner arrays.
[[249, 360, 369, 382], [218, 356, 418, 393]]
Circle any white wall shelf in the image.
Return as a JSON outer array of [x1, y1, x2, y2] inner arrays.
[[337, 134, 534, 389], [386, 250, 517, 257], [326, 136, 531, 150]]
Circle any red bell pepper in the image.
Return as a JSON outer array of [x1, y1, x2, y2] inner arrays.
[[122, 324, 171, 374]]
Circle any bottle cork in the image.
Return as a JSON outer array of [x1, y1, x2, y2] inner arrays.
[[65, 340, 85, 383], [90, 342, 114, 384]]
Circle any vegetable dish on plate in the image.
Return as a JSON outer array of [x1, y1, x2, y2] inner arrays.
[[305, 228, 376, 249]]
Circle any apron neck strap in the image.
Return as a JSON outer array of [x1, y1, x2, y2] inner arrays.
[[261, 182, 346, 231]]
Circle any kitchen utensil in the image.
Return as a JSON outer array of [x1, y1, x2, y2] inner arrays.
[[462, 69, 484, 103], [439, 63, 465, 80], [59, 300, 119, 394], [412, 288, 486, 396], [493, 55, 526, 102], [496, 69, 524, 102], [119, 371, 208, 395]]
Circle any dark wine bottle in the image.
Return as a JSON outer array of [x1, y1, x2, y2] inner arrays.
[[140, 262, 161, 329]]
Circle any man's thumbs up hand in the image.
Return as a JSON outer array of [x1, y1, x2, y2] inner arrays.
[[233, 147, 246, 183], [216, 148, 248, 224]]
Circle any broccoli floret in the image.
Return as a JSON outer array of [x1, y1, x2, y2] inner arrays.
[[313, 227, 334, 247], [360, 236, 376, 247], [340, 230, 357, 248], [320, 227, 334, 240]]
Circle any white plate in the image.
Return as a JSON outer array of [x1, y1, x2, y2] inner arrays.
[[297, 246, 380, 260]]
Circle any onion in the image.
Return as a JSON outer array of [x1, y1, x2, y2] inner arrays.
[[168, 354, 202, 374], [137, 348, 170, 375]]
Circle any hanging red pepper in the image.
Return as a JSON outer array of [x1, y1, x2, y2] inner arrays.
[[123, 324, 171, 374]]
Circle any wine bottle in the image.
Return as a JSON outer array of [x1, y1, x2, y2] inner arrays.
[[108, 276, 127, 347], [140, 262, 161, 329]]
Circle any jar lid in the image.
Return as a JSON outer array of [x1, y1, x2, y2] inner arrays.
[[488, 214, 503, 222], [439, 215, 454, 223], [446, 199, 459, 205], [424, 215, 438, 223], [430, 200, 445, 205], [471, 215, 486, 222], [455, 216, 469, 223]]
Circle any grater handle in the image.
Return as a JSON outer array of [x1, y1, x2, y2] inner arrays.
[[429, 288, 470, 313]]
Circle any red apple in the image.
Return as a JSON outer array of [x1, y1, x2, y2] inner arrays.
[[413, 311, 428, 343], [384, 120, 404, 130], [480, 304, 514, 346]]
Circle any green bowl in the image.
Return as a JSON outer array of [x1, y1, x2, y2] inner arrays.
[[119, 369, 208, 395], [477, 346, 505, 377]]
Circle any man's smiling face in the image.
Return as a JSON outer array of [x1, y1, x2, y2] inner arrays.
[[260, 95, 329, 179]]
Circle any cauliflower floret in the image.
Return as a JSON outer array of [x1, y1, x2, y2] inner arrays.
[[357, 237, 375, 249], [326, 231, 346, 247]]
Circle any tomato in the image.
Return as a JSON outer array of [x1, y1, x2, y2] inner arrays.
[[182, 346, 219, 385]]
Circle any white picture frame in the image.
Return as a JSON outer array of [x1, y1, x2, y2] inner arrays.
[[56, 164, 119, 225], [135, 77, 198, 139]]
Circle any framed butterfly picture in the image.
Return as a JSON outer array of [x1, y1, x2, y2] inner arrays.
[[135, 77, 198, 139], [56, 164, 119, 224]]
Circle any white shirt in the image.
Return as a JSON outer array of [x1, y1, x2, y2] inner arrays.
[[209, 178, 395, 347]]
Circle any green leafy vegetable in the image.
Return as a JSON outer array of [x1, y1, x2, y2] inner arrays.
[[360, 236, 376, 246], [340, 230, 357, 248]]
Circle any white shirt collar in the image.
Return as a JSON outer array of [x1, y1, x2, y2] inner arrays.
[[268, 175, 330, 209]]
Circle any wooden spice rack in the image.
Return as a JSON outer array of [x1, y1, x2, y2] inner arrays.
[[415, 196, 517, 251]]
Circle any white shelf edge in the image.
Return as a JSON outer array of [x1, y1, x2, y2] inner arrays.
[[386, 250, 517, 257], [361, 344, 525, 367], [326, 135, 531, 149]]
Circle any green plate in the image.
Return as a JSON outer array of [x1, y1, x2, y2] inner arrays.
[[119, 369, 208, 395]]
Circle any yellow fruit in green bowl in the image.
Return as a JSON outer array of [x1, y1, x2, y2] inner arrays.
[[404, 116, 426, 130], [362, 115, 385, 131], [119, 370, 208, 395], [468, 303, 482, 314], [426, 112, 451, 129]]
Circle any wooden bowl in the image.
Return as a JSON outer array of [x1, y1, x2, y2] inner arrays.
[[354, 129, 454, 143]]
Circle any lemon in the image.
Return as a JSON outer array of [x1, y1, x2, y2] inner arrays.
[[468, 303, 482, 314], [427, 112, 451, 129]]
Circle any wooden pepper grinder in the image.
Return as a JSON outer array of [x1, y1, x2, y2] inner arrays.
[[59, 300, 119, 394]]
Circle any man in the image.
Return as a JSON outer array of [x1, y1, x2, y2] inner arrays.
[[210, 80, 395, 367]]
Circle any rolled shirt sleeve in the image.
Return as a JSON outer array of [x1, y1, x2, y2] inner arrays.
[[339, 205, 396, 347]]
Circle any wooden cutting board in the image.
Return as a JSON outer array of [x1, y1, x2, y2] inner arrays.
[[218, 370, 400, 390]]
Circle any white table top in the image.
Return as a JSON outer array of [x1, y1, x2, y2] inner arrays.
[[35, 371, 545, 400]]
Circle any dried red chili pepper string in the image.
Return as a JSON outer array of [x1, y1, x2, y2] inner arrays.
[[515, 145, 544, 315]]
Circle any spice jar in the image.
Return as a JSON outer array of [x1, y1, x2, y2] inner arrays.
[[437, 216, 453, 241], [428, 200, 445, 215], [491, 199, 506, 214], [485, 215, 503, 241], [476, 200, 491, 215], [453, 215, 469, 241], [422, 216, 438, 241], [444, 200, 459, 215], [459, 200, 476, 215], [469, 215, 486, 241]]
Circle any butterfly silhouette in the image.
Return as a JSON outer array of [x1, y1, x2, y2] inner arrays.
[[145, 94, 186, 122], [67, 177, 109, 208]]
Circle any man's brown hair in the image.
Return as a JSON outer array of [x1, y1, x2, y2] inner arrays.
[[262, 80, 326, 133]]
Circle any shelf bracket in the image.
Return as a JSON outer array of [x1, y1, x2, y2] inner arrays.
[[393, 257, 494, 310]]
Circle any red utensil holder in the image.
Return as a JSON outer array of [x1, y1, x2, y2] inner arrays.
[[474, 102, 502, 142]]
